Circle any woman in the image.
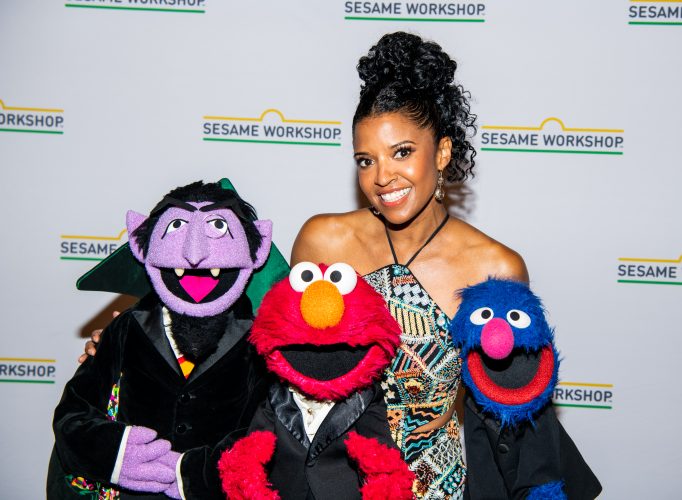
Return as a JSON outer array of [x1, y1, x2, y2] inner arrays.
[[291, 32, 527, 498]]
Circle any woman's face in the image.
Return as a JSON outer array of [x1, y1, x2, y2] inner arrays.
[[353, 112, 450, 225]]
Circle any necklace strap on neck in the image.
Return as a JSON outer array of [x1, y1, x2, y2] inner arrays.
[[385, 212, 450, 267]]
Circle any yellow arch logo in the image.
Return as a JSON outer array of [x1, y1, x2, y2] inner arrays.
[[0, 99, 63, 113], [203, 108, 341, 126], [482, 117, 623, 134], [61, 228, 128, 241]]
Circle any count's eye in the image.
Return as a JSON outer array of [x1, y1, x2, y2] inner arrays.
[[207, 218, 230, 237], [289, 262, 323, 292], [470, 307, 494, 325], [163, 219, 187, 236], [507, 310, 531, 329], [323, 263, 357, 295]]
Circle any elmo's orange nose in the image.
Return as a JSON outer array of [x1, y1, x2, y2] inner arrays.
[[300, 280, 344, 329]]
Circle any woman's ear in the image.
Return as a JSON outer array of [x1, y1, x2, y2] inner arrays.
[[437, 136, 452, 170]]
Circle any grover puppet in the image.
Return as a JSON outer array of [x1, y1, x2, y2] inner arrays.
[[449, 278, 601, 500], [217, 262, 415, 500], [49, 181, 275, 499]]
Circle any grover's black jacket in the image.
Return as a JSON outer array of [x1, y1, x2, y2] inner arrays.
[[47, 294, 267, 499], [463, 394, 602, 500]]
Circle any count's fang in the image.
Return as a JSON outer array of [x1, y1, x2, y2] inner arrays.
[[210, 268, 220, 278], [174, 268, 185, 277]]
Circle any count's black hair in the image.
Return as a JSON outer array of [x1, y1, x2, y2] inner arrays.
[[353, 32, 477, 182], [132, 181, 263, 261]]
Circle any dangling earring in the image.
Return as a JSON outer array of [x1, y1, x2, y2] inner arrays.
[[434, 170, 445, 202], [371, 206, 381, 216]]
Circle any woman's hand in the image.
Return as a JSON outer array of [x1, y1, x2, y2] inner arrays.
[[77, 311, 119, 363]]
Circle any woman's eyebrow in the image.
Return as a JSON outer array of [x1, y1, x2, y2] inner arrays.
[[390, 140, 416, 149]]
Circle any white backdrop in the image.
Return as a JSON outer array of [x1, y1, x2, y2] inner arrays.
[[1, 1, 681, 498]]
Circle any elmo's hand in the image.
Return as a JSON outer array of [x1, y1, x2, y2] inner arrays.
[[217, 431, 279, 500], [345, 431, 415, 500]]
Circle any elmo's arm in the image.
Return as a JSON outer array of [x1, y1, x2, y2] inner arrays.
[[217, 400, 280, 500], [345, 385, 414, 500]]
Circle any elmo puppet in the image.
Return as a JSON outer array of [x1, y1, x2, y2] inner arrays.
[[218, 262, 415, 500]]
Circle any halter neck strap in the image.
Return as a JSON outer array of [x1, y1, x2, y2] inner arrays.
[[385, 212, 449, 267]]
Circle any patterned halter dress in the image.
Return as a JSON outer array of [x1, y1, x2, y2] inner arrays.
[[362, 214, 466, 499]]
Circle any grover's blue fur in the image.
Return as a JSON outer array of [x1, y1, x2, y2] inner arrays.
[[527, 480, 566, 499], [450, 278, 560, 427]]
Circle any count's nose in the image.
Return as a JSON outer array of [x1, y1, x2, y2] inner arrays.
[[182, 223, 209, 267]]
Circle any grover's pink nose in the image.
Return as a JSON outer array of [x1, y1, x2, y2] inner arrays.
[[480, 318, 514, 360]]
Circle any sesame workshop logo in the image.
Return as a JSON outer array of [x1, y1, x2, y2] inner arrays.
[[343, 1, 485, 22], [617, 254, 682, 285], [0, 358, 56, 384], [0, 99, 64, 135], [60, 229, 127, 262], [202, 108, 342, 147], [628, 0, 682, 26], [481, 117, 624, 155], [553, 382, 613, 410], [65, 0, 206, 14]]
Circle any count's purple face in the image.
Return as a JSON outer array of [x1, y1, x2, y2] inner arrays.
[[127, 201, 272, 317]]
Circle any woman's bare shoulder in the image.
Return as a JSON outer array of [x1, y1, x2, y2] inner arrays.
[[446, 218, 529, 284], [291, 209, 377, 266]]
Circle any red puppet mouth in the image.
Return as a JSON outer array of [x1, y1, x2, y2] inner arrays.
[[466, 345, 555, 406]]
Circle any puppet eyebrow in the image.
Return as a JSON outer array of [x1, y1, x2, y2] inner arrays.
[[150, 197, 198, 216], [199, 200, 245, 219]]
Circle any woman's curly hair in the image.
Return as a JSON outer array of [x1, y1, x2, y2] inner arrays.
[[353, 32, 477, 182]]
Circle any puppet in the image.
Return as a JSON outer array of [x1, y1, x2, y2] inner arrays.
[[218, 262, 415, 500], [449, 278, 601, 500], [49, 181, 279, 499]]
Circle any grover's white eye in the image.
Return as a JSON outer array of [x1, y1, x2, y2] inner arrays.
[[507, 310, 531, 328], [470, 307, 494, 325], [289, 262, 323, 292], [163, 219, 187, 236], [323, 263, 357, 295], [207, 218, 229, 237]]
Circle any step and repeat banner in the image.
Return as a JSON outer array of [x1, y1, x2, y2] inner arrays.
[[1, 1, 680, 498]]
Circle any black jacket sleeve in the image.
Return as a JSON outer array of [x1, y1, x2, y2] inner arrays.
[[52, 312, 130, 483], [180, 397, 275, 500]]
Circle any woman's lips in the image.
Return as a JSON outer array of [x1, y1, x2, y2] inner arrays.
[[378, 187, 411, 206]]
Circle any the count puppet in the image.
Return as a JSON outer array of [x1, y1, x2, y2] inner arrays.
[[48, 181, 286, 499]]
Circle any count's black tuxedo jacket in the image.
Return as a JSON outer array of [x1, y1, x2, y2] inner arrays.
[[47, 294, 267, 499], [245, 380, 397, 500]]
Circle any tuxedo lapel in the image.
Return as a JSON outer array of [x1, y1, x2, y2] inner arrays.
[[270, 382, 310, 449], [131, 300, 183, 379], [308, 385, 375, 461]]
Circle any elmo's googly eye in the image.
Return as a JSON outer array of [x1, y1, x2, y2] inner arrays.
[[507, 310, 531, 328], [323, 263, 357, 295], [163, 219, 187, 237], [470, 307, 494, 325], [289, 262, 323, 292]]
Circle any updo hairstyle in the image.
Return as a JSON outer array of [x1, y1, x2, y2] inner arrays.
[[353, 32, 477, 182]]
